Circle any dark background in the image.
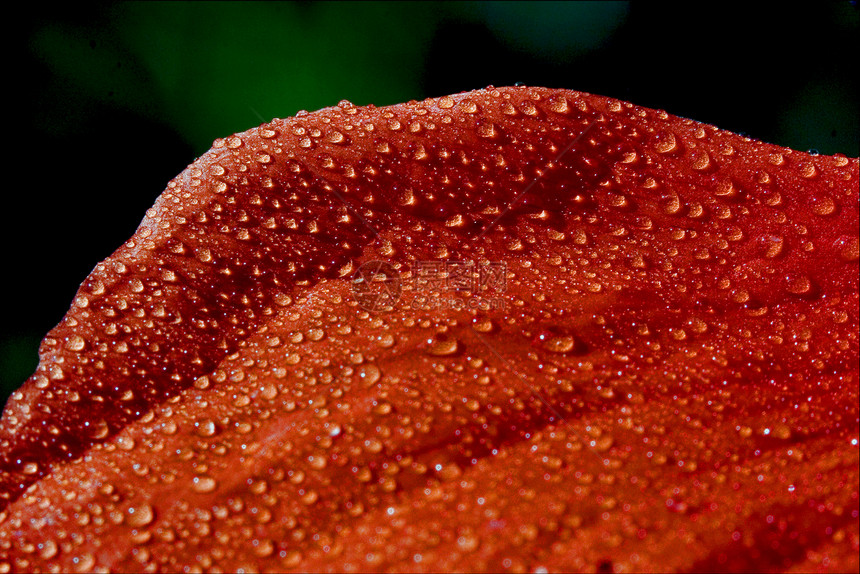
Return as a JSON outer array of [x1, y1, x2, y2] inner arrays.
[[3, 2, 858, 402]]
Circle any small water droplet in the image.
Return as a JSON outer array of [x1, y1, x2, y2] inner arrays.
[[88, 419, 110, 439], [542, 335, 575, 354], [307, 328, 325, 341], [427, 338, 461, 357], [127, 503, 155, 527], [73, 553, 95, 573], [761, 235, 785, 259], [376, 333, 395, 348], [457, 534, 480, 551], [460, 99, 478, 113], [359, 364, 382, 386], [546, 96, 570, 114], [301, 490, 319, 505], [39, 540, 58, 560], [372, 401, 393, 415], [811, 195, 837, 216], [535, 331, 584, 355], [662, 194, 681, 215], [785, 274, 814, 296], [192, 476, 218, 493], [66, 335, 86, 352], [834, 236, 859, 262], [655, 132, 678, 154], [690, 149, 710, 170], [472, 317, 497, 333], [800, 162, 817, 178], [195, 420, 218, 437], [476, 121, 497, 138], [714, 178, 738, 198], [260, 383, 278, 400]]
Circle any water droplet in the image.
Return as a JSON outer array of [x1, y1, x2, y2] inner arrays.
[[195, 420, 218, 437], [460, 99, 478, 113], [359, 364, 382, 386], [714, 178, 739, 199], [476, 121, 497, 139], [761, 235, 785, 258], [471, 317, 497, 333], [768, 152, 785, 165], [518, 100, 538, 116], [127, 503, 155, 527], [372, 401, 393, 416], [436, 463, 462, 481], [260, 383, 278, 400], [535, 331, 584, 355], [301, 490, 319, 505], [88, 419, 110, 439], [785, 274, 814, 296], [546, 96, 570, 114], [308, 455, 327, 470], [834, 236, 859, 262], [73, 553, 95, 573], [662, 194, 681, 215], [655, 132, 678, 154], [426, 338, 461, 357], [772, 424, 792, 440], [690, 149, 710, 170], [66, 335, 86, 352], [800, 162, 817, 178], [38, 540, 58, 560], [457, 534, 479, 551], [811, 195, 837, 216], [445, 214, 465, 228], [192, 476, 218, 493]]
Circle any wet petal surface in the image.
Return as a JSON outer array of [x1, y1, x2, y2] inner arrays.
[[1, 87, 857, 572]]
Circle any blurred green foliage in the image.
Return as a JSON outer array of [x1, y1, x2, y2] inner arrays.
[[30, 2, 441, 155], [3, 1, 857, 402]]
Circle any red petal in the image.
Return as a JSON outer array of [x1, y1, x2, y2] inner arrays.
[[1, 87, 857, 572]]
